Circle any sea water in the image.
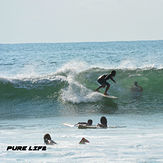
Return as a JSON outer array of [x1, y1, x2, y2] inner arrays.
[[0, 41, 163, 162]]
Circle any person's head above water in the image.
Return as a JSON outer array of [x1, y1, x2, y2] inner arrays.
[[134, 81, 138, 86], [111, 70, 116, 76], [132, 81, 143, 92], [43, 133, 57, 145], [87, 119, 93, 125], [44, 134, 51, 141], [100, 116, 107, 126]]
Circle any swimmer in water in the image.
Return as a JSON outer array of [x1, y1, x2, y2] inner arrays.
[[131, 81, 143, 92], [44, 133, 57, 145]]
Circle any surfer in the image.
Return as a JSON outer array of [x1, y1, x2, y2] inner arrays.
[[44, 133, 57, 145], [97, 116, 108, 128], [75, 119, 93, 126], [95, 70, 116, 95], [131, 81, 143, 92]]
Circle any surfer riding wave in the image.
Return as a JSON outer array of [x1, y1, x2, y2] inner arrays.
[[95, 70, 116, 95]]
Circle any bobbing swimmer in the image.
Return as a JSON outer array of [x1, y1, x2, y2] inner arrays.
[[97, 116, 108, 128], [44, 133, 57, 145], [131, 81, 143, 92]]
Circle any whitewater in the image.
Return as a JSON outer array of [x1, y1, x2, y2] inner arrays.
[[0, 41, 163, 162]]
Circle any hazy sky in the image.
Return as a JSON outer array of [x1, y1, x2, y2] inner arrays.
[[0, 0, 163, 43]]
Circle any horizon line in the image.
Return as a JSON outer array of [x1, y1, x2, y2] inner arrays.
[[0, 39, 163, 45]]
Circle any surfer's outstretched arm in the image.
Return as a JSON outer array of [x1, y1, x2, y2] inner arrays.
[[110, 76, 116, 83]]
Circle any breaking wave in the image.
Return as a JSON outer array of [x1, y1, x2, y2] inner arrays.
[[0, 61, 163, 117]]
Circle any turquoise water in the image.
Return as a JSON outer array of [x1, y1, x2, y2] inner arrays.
[[0, 40, 163, 162]]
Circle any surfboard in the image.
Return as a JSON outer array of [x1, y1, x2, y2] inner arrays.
[[63, 123, 126, 129], [78, 125, 126, 129], [63, 123, 74, 127], [63, 123, 99, 129], [108, 126, 126, 128], [97, 92, 118, 99], [78, 125, 99, 129]]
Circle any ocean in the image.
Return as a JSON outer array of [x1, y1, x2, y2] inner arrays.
[[0, 40, 163, 162]]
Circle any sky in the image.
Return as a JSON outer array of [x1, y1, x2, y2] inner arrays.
[[0, 0, 163, 43]]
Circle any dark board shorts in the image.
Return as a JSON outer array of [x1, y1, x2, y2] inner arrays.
[[97, 79, 110, 86]]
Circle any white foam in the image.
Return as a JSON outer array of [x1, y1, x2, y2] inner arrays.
[[61, 75, 102, 103], [54, 60, 102, 103], [55, 60, 89, 75]]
